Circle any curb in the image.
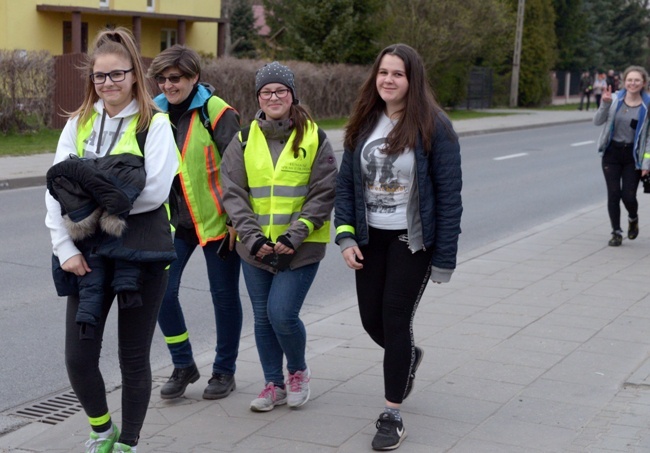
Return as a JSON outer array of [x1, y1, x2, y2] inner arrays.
[[0, 176, 46, 191], [456, 117, 592, 138]]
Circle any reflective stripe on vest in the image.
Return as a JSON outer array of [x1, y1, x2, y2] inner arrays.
[[179, 97, 232, 246], [243, 121, 330, 243]]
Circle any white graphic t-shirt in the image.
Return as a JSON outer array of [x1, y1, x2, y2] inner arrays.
[[360, 113, 413, 229]]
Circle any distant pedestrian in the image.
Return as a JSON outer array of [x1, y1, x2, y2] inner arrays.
[[147, 44, 243, 402], [594, 65, 650, 246], [578, 71, 593, 111], [593, 72, 608, 108], [45, 27, 178, 453], [221, 61, 337, 412], [334, 43, 462, 451], [607, 69, 618, 92]]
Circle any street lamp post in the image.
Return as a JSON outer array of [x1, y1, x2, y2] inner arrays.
[[510, 0, 525, 107]]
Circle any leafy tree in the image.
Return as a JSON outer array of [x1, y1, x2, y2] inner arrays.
[[600, 0, 650, 69], [379, 0, 512, 106], [553, 0, 650, 72], [262, 0, 383, 64], [506, 0, 557, 106], [230, 0, 258, 58], [553, 0, 589, 71]]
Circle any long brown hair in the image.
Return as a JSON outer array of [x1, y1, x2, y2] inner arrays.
[[344, 43, 443, 155], [288, 103, 315, 157], [71, 27, 157, 132]]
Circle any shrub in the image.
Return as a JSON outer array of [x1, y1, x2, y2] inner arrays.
[[0, 50, 54, 133], [201, 56, 370, 124]]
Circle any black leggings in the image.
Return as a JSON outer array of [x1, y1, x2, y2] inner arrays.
[[355, 227, 433, 404], [602, 143, 641, 232], [65, 261, 168, 446]]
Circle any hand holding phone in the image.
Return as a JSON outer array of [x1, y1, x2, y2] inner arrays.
[[217, 232, 231, 260]]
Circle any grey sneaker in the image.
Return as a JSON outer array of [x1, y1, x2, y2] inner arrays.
[[250, 383, 287, 412], [286, 367, 311, 408]]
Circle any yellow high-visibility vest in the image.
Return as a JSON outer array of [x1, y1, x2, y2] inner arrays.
[[243, 121, 329, 243]]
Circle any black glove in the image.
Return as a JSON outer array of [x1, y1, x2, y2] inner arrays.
[[250, 235, 269, 256], [275, 234, 295, 250]]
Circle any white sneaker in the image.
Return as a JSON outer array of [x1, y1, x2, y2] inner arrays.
[[250, 382, 287, 412], [286, 367, 311, 408]]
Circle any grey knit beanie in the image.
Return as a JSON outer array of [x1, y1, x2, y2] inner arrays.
[[255, 61, 298, 104]]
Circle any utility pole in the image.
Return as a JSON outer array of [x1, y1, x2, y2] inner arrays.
[[510, 0, 525, 107]]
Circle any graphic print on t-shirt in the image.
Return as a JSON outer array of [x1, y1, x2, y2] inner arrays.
[[361, 137, 410, 214]]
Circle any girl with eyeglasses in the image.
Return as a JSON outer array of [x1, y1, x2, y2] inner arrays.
[[45, 27, 178, 453], [221, 61, 337, 412], [335, 44, 462, 451]]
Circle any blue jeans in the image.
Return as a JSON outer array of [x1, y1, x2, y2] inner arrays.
[[157, 236, 242, 375], [241, 261, 319, 386]]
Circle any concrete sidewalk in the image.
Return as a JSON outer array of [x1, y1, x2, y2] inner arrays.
[[8, 107, 650, 452]]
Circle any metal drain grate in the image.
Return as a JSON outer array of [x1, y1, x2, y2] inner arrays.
[[10, 390, 82, 425]]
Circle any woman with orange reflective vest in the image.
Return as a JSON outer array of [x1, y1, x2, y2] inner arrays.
[[221, 62, 337, 412], [45, 27, 178, 453], [147, 45, 243, 402]]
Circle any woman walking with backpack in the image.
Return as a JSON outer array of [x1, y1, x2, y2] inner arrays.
[[147, 44, 243, 402]]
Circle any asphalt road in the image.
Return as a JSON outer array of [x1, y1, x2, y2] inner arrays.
[[0, 121, 606, 420]]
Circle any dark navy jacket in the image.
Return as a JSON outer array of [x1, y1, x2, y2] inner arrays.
[[334, 112, 462, 282]]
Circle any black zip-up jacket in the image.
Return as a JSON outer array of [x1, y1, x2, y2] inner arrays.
[[334, 112, 462, 282]]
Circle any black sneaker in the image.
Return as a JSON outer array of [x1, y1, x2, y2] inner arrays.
[[160, 363, 200, 399], [404, 346, 424, 400], [372, 412, 407, 451], [203, 373, 236, 400], [628, 217, 639, 240], [609, 231, 623, 246]]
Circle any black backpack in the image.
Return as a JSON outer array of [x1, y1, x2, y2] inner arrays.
[[135, 116, 179, 229]]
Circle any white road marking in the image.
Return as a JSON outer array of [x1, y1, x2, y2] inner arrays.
[[494, 152, 528, 161], [570, 140, 595, 147]]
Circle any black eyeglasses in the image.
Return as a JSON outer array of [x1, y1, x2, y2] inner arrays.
[[258, 88, 290, 100], [155, 74, 184, 85], [90, 68, 134, 84]]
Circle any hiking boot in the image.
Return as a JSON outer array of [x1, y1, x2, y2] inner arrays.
[[160, 363, 200, 399], [628, 217, 639, 240], [85, 424, 119, 453], [608, 231, 623, 247], [404, 346, 424, 400], [250, 382, 287, 412], [203, 373, 236, 400], [372, 412, 407, 451], [112, 443, 135, 452], [286, 367, 311, 408]]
